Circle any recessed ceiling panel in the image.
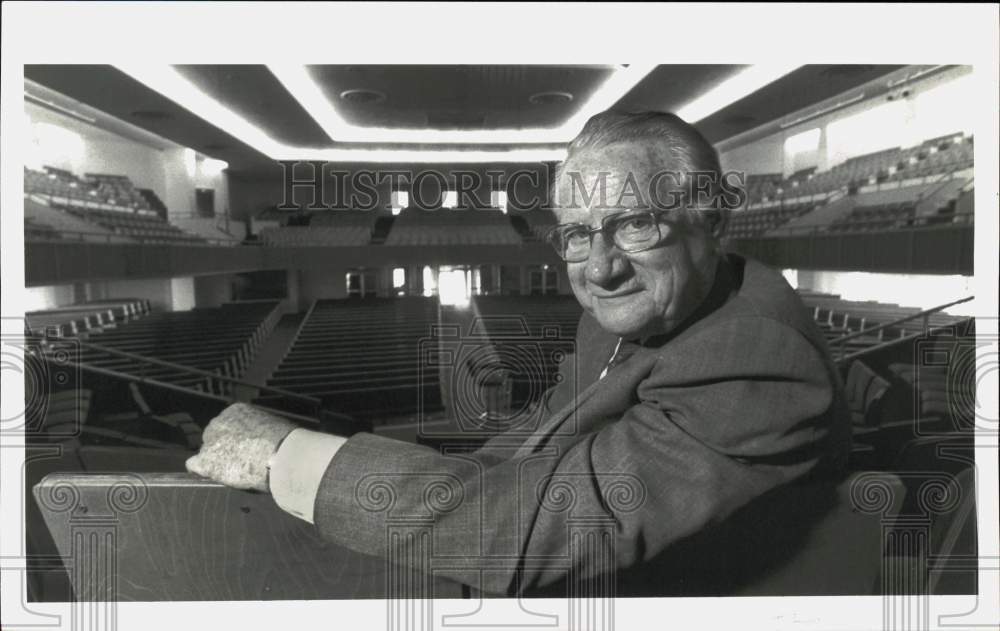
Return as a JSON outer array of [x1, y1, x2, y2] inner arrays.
[[174, 65, 330, 148], [614, 64, 748, 114], [306, 65, 617, 130], [695, 64, 906, 143], [24, 64, 276, 173]]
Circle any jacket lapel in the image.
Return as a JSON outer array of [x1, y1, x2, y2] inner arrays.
[[514, 346, 657, 457]]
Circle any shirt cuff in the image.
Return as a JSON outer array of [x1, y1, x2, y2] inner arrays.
[[269, 428, 347, 524]]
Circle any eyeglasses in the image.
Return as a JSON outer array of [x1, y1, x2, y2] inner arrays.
[[545, 209, 673, 263]]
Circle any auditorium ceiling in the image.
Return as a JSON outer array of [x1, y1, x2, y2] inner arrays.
[[25, 64, 905, 175]]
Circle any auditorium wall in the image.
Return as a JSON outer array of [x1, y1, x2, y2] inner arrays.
[[791, 270, 974, 314], [718, 134, 785, 178], [22, 284, 76, 312], [193, 274, 237, 309], [162, 148, 231, 219], [25, 101, 166, 192], [193, 272, 301, 314], [716, 66, 975, 179], [24, 100, 230, 220], [84, 277, 197, 312], [298, 268, 350, 306]]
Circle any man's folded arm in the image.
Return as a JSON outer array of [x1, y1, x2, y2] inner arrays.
[[271, 317, 847, 595]]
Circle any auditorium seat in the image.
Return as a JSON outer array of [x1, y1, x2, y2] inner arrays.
[[727, 202, 816, 238], [261, 297, 443, 422], [515, 207, 559, 241], [732, 134, 974, 234], [24, 196, 127, 243], [58, 205, 206, 244], [800, 293, 961, 339], [84, 172, 153, 211], [65, 300, 283, 393], [733, 471, 906, 596], [467, 295, 582, 417], [27, 298, 149, 337], [744, 173, 784, 204], [25, 166, 206, 243], [24, 446, 197, 602], [257, 210, 379, 246], [384, 207, 523, 246]]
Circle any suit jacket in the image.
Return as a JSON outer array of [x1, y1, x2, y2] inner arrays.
[[311, 254, 851, 596]]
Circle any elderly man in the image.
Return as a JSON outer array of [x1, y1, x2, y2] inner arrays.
[[187, 110, 850, 596]]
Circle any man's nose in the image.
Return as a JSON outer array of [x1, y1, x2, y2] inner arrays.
[[584, 234, 628, 286]]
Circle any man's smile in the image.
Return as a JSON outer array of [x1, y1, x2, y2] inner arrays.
[[590, 286, 644, 300]]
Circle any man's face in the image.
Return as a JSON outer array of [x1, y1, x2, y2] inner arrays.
[[555, 142, 719, 340]]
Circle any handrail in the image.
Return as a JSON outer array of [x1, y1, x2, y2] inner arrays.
[[830, 295, 973, 343], [920, 167, 965, 203], [25, 228, 238, 247], [48, 357, 322, 427], [281, 299, 318, 364], [746, 167, 970, 211], [67, 338, 323, 407], [732, 211, 974, 238], [829, 295, 973, 361]]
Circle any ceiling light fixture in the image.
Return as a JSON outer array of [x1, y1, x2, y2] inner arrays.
[[675, 63, 803, 123], [24, 92, 97, 124], [115, 63, 286, 157], [277, 147, 567, 164], [528, 91, 574, 105], [268, 63, 657, 144], [339, 88, 387, 104], [114, 64, 610, 161]]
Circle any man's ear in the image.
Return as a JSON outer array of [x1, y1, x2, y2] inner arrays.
[[705, 209, 728, 239]]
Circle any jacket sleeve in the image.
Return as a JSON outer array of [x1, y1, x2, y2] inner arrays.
[[310, 315, 848, 595]]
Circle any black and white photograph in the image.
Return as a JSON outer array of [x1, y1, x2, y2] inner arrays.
[[1, 3, 997, 630]]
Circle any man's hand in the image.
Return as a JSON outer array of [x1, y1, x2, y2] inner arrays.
[[185, 402, 297, 492]]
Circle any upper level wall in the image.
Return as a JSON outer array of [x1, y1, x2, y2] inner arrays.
[[24, 241, 562, 287], [26, 101, 167, 193], [26, 226, 972, 289], [24, 100, 230, 219], [717, 66, 975, 179], [228, 163, 555, 220]]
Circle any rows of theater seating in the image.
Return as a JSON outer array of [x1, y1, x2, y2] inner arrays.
[[27, 298, 151, 337], [25, 196, 126, 243], [259, 297, 444, 421], [829, 183, 974, 234], [777, 290, 974, 473], [798, 291, 964, 361], [517, 208, 559, 241], [86, 173, 151, 210], [254, 292, 962, 427], [255, 207, 557, 248], [25, 166, 152, 211], [465, 295, 582, 416], [246, 135, 973, 247], [258, 211, 376, 246], [842, 322, 976, 474], [259, 225, 372, 246], [25, 166, 207, 244], [745, 134, 974, 205], [26, 134, 973, 249], [26, 290, 970, 472], [56, 300, 283, 391], [725, 202, 816, 239], [729, 177, 972, 239], [58, 205, 205, 243]]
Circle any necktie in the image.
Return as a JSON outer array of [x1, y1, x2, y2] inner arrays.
[[599, 338, 640, 379]]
